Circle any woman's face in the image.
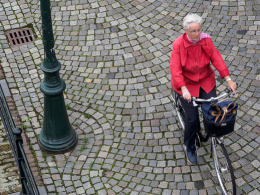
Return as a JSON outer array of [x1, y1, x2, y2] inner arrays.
[[185, 23, 201, 41]]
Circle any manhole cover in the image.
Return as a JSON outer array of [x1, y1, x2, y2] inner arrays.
[[5, 27, 35, 48]]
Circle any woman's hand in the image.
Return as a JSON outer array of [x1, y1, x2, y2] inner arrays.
[[181, 87, 191, 103], [227, 80, 237, 94], [224, 76, 237, 94]]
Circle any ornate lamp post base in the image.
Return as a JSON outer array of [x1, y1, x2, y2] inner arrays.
[[39, 82, 77, 153], [39, 129, 77, 153]]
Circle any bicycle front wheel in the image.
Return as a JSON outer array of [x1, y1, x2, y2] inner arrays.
[[212, 141, 236, 195]]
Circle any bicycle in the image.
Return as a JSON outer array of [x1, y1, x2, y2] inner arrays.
[[171, 88, 236, 195]]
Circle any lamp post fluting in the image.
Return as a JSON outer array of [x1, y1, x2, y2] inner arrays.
[[39, 0, 77, 153]]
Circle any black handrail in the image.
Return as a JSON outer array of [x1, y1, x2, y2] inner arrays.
[[0, 84, 40, 195]]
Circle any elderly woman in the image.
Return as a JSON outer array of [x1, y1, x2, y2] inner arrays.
[[170, 13, 237, 164]]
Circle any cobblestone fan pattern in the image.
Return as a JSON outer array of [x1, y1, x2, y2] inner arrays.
[[0, 0, 260, 194]]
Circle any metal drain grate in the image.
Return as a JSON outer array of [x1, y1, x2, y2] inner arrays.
[[5, 27, 35, 48]]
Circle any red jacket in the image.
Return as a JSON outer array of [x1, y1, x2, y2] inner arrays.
[[170, 33, 229, 97]]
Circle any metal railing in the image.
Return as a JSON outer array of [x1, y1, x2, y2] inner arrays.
[[0, 84, 40, 195]]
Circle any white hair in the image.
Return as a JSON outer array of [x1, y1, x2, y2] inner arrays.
[[183, 13, 202, 30]]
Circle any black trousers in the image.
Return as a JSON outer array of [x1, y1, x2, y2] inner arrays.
[[179, 87, 217, 148]]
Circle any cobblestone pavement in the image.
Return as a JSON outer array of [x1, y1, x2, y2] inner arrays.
[[0, 0, 260, 194], [0, 122, 21, 195]]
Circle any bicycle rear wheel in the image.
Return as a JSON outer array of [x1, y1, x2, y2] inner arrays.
[[172, 95, 185, 131], [212, 140, 236, 195]]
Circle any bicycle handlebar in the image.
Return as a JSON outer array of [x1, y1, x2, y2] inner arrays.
[[193, 88, 233, 103], [178, 86, 236, 107]]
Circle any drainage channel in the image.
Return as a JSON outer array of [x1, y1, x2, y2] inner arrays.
[[5, 27, 35, 48]]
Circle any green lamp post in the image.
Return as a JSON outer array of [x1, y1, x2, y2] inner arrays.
[[39, 0, 77, 153]]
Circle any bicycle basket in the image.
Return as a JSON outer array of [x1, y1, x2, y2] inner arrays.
[[202, 101, 238, 137], [203, 115, 236, 137]]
